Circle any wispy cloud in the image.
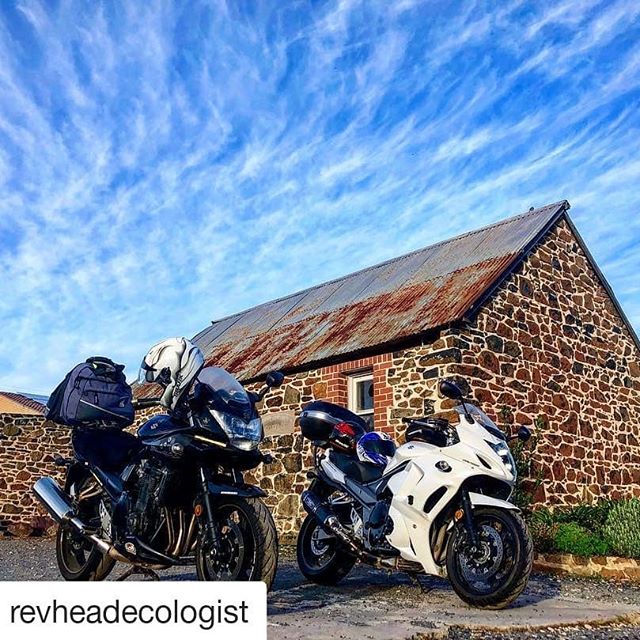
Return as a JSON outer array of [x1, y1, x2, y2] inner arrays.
[[0, 0, 639, 392]]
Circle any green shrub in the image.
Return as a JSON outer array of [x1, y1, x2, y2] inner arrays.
[[553, 522, 610, 557], [529, 506, 555, 527], [554, 499, 615, 537], [603, 498, 640, 558]]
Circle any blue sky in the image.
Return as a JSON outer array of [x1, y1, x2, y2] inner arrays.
[[1, 1, 639, 394]]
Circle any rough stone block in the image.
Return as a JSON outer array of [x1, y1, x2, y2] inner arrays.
[[283, 385, 301, 405], [418, 348, 461, 367]]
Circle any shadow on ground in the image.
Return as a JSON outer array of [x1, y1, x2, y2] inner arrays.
[[1, 538, 638, 640]]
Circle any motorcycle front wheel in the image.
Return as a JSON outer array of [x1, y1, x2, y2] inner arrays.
[[195, 497, 278, 590], [446, 507, 533, 609]]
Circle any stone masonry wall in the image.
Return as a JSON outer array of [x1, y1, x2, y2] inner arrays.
[[448, 219, 640, 505], [372, 219, 640, 506], [0, 414, 70, 536]]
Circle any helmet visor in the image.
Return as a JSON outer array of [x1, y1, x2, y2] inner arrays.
[[138, 360, 157, 384]]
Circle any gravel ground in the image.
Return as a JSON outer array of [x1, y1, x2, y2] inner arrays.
[[451, 620, 640, 640], [1, 538, 639, 639]]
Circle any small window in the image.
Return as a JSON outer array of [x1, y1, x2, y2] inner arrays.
[[348, 372, 374, 428]]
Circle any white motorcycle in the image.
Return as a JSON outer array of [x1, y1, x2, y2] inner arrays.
[[296, 379, 533, 609]]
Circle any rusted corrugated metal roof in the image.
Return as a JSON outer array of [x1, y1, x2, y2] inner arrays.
[[0, 392, 47, 415], [194, 201, 570, 380]]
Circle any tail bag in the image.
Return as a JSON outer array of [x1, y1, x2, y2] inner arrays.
[[46, 357, 134, 429]]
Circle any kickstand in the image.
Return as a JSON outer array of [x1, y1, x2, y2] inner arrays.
[[408, 573, 433, 594], [117, 566, 161, 581]]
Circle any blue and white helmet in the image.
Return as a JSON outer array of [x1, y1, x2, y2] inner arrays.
[[357, 431, 395, 467]]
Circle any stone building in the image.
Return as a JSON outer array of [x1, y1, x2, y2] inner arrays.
[[2, 200, 639, 539], [188, 200, 640, 536]]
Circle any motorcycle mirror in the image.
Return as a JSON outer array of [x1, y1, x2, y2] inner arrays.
[[265, 371, 285, 388], [439, 379, 463, 400], [517, 426, 532, 443]]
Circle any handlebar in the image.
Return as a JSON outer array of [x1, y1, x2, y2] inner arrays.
[[132, 398, 162, 411]]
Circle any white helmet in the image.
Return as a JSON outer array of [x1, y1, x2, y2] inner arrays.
[[139, 337, 204, 410]]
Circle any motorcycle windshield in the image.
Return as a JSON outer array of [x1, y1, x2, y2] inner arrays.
[[455, 405, 506, 441], [197, 367, 254, 421]]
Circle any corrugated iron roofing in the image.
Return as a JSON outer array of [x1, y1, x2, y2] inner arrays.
[[0, 392, 47, 415], [193, 201, 570, 381]]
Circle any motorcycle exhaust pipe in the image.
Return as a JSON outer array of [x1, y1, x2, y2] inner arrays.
[[302, 490, 365, 552], [302, 489, 403, 570], [301, 490, 335, 526], [33, 477, 111, 555]]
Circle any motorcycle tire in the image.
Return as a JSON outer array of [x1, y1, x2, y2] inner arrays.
[[296, 513, 357, 585], [55, 476, 115, 581], [446, 506, 533, 609], [195, 497, 278, 590]]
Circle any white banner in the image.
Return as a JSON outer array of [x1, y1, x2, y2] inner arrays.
[[0, 581, 266, 639]]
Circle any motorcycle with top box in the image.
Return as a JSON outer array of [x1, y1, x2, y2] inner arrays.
[[296, 378, 534, 609]]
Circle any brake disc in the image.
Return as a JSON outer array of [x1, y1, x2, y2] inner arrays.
[[459, 524, 504, 582], [310, 525, 333, 556]]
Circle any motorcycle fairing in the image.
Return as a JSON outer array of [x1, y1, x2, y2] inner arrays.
[[385, 415, 516, 576]]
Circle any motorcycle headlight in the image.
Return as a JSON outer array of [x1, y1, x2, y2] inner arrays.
[[212, 410, 263, 451], [486, 440, 516, 477]]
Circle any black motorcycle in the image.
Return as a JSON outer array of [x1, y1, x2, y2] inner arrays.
[[33, 367, 283, 586]]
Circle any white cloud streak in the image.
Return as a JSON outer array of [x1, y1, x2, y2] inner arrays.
[[0, 0, 639, 392]]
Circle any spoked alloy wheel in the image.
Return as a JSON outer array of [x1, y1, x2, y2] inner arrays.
[[309, 523, 335, 567], [202, 506, 249, 580], [446, 507, 533, 609], [196, 498, 278, 590]]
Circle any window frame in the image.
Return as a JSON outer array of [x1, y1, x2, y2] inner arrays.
[[347, 370, 374, 425]]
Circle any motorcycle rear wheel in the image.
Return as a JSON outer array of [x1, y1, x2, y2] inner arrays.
[[446, 507, 533, 609], [296, 513, 357, 585], [195, 497, 278, 590], [56, 477, 115, 581]]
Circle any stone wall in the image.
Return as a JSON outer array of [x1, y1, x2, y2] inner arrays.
[[0, 414, 70, 536], [448, 219, 640, 505], [535, 552, 640, 582]]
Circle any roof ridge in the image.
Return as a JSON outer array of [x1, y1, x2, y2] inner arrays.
[[205, 200, 569, 328], [0, 391, 47, 413]]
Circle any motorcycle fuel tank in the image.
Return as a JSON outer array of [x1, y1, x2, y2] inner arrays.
[[137, 414, 190, 440]]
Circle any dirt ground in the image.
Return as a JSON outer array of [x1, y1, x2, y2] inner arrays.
[[1, 538, 639, 639]]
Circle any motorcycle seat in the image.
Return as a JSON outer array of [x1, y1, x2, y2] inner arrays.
[[329, 450, 384, 484], [72, 428, 141, 473]]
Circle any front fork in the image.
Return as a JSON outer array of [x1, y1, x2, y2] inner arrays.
[[198, 466, 221, 548], [460, 489, 480, 548]]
